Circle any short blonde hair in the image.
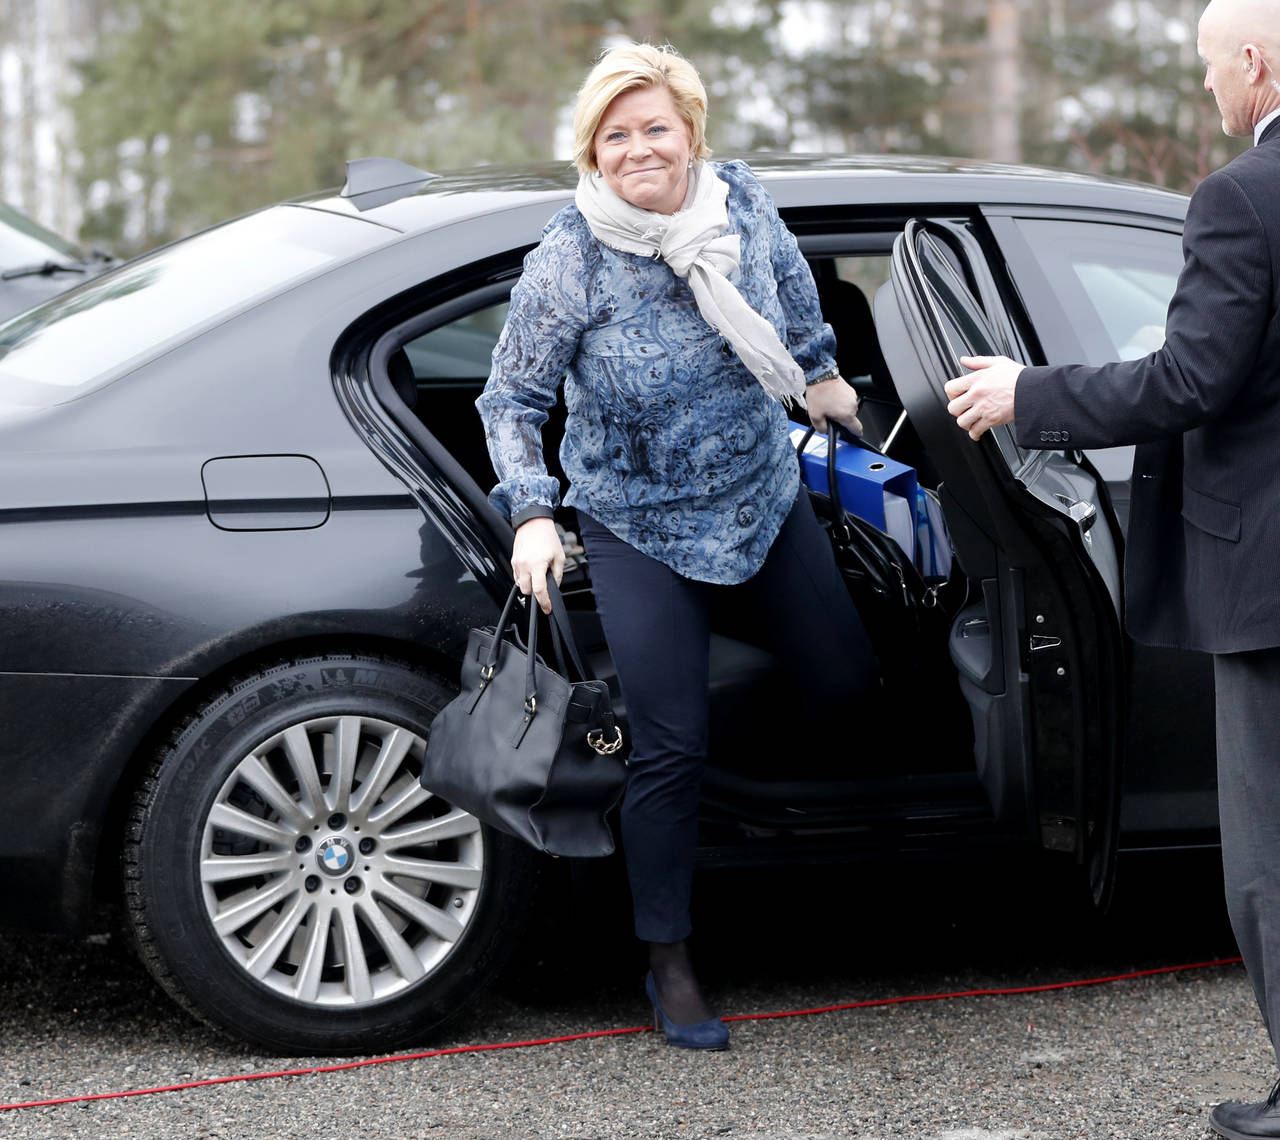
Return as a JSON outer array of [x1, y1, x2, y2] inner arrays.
[[571, 43, 712, 174]]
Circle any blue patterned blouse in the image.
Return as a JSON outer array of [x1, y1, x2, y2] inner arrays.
[[476, 160, 837, 585]]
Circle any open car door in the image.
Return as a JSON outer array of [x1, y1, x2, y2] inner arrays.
[[875, 219, 1126, 906]]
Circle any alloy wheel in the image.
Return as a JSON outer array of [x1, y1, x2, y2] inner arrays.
[[199, 714, 484, 1006]]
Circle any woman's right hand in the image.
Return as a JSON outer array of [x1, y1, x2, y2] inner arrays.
[[512, 517, 565, 614], [806, 373, 863, 437]]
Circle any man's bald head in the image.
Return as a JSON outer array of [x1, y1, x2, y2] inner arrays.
[[1201, 0, 1279, 55], [1199, 0, 1280, 137]]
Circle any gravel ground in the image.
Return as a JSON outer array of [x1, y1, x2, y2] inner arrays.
[[0, 850, 1270, 1140]]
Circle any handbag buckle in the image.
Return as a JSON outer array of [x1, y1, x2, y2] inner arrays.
[[479, 663, 495, 682], [523, 696, 537, 715], [587, 726, 623, 755]]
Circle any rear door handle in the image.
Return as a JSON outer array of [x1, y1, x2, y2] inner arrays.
[[1054, 494, 1097, 532]]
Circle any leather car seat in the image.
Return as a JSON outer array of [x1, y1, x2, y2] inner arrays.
[[813, 277, 903, 448]]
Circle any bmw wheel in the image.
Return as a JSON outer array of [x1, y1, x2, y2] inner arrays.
[[124, 653, 537, 1054]]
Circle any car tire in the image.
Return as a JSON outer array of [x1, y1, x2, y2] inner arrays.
[[123, 653, 538, 1055]]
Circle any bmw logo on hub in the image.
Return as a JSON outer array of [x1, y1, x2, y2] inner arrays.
[[316, 836, 354, 876]]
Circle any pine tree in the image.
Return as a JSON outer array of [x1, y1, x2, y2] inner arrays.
[[71, 0, 781, 253]]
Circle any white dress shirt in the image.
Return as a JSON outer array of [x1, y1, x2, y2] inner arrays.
[[1255, 106, 1280, 145]]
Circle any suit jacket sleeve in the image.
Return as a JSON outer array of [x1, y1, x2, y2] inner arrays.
[[1013, 169, 1273, 450]]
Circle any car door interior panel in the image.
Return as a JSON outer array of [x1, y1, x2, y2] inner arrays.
[[880, 217, 1129, 904]]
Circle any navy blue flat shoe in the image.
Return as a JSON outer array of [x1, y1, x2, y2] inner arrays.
[[645, 971, 729, 1050]]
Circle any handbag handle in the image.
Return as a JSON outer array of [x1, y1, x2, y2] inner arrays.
[[544, 579, 593, 681], [482, 581, 600, 715], [511, 588, 562, 715], [541, 582, 621, 754], [796, 422, 862, 519], [478, 585, 526, 704], [482, 584, 525, 677], [505, 582, 622, 755]]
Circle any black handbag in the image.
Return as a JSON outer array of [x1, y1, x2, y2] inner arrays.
[[420, 581, 626, 858]]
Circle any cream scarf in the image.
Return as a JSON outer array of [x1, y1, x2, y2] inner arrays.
[[574, 160, 807, 408]]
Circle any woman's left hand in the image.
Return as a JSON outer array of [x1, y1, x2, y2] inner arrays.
[[805, 374, 862, 436]]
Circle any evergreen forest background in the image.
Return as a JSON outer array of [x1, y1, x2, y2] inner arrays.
[[0, 0, 1247, 255]]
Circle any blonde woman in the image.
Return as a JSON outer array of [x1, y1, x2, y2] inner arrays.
[[477, 43, 874, 1050]]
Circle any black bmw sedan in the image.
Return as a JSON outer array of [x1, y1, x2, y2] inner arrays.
[[0, 155, 1211, 1053]]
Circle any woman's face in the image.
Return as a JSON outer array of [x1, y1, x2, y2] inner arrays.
[[593, 85, 693, 214]]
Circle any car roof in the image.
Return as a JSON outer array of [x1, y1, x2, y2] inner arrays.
[[295, 152, 1189, 234]]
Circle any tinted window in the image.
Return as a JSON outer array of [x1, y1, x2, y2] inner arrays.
[[402, 254, 891, 386], [405, 303, 509, 382], [915, 230, 1024, 470], [1012, 218, 1182, 365], [0, 206, 393, 412], [833, 255, 891, 301], [396, 298, 515, 491]]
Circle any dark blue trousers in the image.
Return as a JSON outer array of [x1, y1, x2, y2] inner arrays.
[[578, 488, 877, 942]]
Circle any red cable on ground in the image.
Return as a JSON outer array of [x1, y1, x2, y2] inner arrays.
[[0, 956, 1242, 1113]]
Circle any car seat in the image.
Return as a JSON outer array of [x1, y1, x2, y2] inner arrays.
[[813, 277, 902, 448]]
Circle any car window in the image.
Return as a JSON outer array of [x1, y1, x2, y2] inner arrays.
[[397, 251, 898, 487], [405, 303, 509, 382], [833, 255, 891, 299], [914, 229, 1024, 471], [401, 256, 890, 388], [1010, 218, 1182, 365], [896, 219, 1123, 612], [395, 297, 516, 493], [0, 206, 394, 413]]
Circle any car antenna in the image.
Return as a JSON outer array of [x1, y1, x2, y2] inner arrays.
[[340, 157, 441, 211]]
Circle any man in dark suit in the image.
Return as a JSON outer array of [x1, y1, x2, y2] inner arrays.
[[944, 1, 1280, 1136]]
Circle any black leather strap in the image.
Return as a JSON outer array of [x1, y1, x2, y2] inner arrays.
[[545, 578, 593, 681], [484, 585, 525, 674], [490, 580, 597, 693]]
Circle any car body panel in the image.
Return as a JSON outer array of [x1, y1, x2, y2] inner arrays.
[[5, 672, 192, 929], [0, 246, 502, 931]]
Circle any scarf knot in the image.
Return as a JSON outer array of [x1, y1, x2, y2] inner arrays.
[[575, 163, 807, 408]]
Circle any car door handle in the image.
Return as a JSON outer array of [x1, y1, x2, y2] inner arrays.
[[1054, 494, 1097, 532]]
